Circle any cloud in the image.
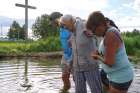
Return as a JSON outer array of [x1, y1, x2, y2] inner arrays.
[[122, 3, 133, 8], [112, 15, 140, 31], [133, 0, 140, 12], [0, 0, 25, 19], [102, 0, 140, 31], [118, 16, 139, 26], [1, 0, 140, 32], [32, 0, 109, 19], [0, 0, 109, 19]]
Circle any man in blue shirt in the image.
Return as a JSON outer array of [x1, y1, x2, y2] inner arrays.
[[59, 24, 73, 93]]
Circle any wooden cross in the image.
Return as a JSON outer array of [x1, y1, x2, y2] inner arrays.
[[15, 0, 36, 39]]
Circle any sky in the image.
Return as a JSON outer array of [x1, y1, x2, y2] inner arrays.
[[0, 0, 140, 32]]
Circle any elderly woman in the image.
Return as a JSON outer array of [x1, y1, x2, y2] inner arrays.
[[86, 11, 134, 93], [59, 15, 102, 93]]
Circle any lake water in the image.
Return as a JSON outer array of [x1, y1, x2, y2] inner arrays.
[[0, 57, 140, 93]]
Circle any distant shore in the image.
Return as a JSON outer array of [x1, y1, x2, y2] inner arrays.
[[0, 51, 63, 58], [0, 51, 140, 63]]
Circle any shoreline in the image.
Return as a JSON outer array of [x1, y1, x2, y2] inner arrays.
[[0, 51, 63, 58], [0, 52, 139, 63]]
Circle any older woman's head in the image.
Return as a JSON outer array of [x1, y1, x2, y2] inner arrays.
[[86, 11, 107, 37], [59, 14, 76, 32]]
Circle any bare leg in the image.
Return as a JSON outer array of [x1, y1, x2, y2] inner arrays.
[[103, 84, 109, 93], [108, 86, 127, 93], [62, 72, 71, 91]]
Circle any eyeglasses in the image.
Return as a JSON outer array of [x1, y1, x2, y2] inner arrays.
[[60, 24, 69, 30]]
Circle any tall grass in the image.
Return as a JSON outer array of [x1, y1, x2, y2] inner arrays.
[[0, 36, 61, 55], [0, 34, 140, 58], [123, 35, 140, 57], [28, 37, 61, 52]]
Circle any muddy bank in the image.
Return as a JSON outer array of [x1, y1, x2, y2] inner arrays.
[[0, 51, 140, 63], [0, 51, 63, 58]]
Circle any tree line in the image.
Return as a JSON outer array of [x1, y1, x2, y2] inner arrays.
[[8, 12, 140, 40], [8, 12, 62, 40], [8, 21, 26, 40]]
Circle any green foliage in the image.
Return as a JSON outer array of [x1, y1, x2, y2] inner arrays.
[[121, 29, 140, 37], [20, 25, 26, 39], [28, 37, 61, 52], [32, 13, 60, 39], [0, 36, 61, 55], [32, 14, 49, 38], [123, 36, 140, 55], [122, 29, 140, 57], [8, 21, 26, 40]]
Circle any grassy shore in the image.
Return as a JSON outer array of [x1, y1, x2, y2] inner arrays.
[[0, 36, 140, 62], [0, 37, 61, 55]]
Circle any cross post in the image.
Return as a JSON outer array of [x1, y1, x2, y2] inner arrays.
[[15, 0, 36, 39]]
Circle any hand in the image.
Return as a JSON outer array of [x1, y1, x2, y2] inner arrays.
[[91, 54, 104, 62], [91, 54, 100, 60], [91, 50, 100, 60], [84, 30, 93, 37]]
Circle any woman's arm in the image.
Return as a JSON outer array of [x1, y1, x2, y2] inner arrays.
[[104, 31, 120, 66]]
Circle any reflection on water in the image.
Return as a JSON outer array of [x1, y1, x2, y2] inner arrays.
[[0, 58, 63, 93], [129, 64, 140, 93], [0, 58, 139, 93]]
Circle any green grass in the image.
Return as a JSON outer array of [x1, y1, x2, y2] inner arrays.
[[0, 34, 140, 62], [123, 35, 140, 57], [0, 36, 61, 55]]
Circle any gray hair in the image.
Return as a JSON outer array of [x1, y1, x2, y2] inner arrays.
[[59, 14, 74, 24]]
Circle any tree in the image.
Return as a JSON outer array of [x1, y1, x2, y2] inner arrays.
[[8, 21, 22, 40], [8, 21, 26, 40], [132, 29, 140, 36], [122, 29, 140, 37], [20, 25, 26, 39], [32, 14, 50, 38], [32, 13, 61, 39]]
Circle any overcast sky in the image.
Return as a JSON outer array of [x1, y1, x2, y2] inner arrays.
[[0, 0, 140, 31]]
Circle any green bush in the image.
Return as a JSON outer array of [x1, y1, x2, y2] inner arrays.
[[0, 36, 61, 54], [123, 35, 140, 57], [28, 37, 61, 52], [0, 33, 140, 59]]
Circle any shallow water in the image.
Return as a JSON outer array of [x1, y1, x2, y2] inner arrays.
[[0, 58, 139, 93]]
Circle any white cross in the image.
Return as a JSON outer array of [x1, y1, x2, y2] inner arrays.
[[15, 0, 36, 39]]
